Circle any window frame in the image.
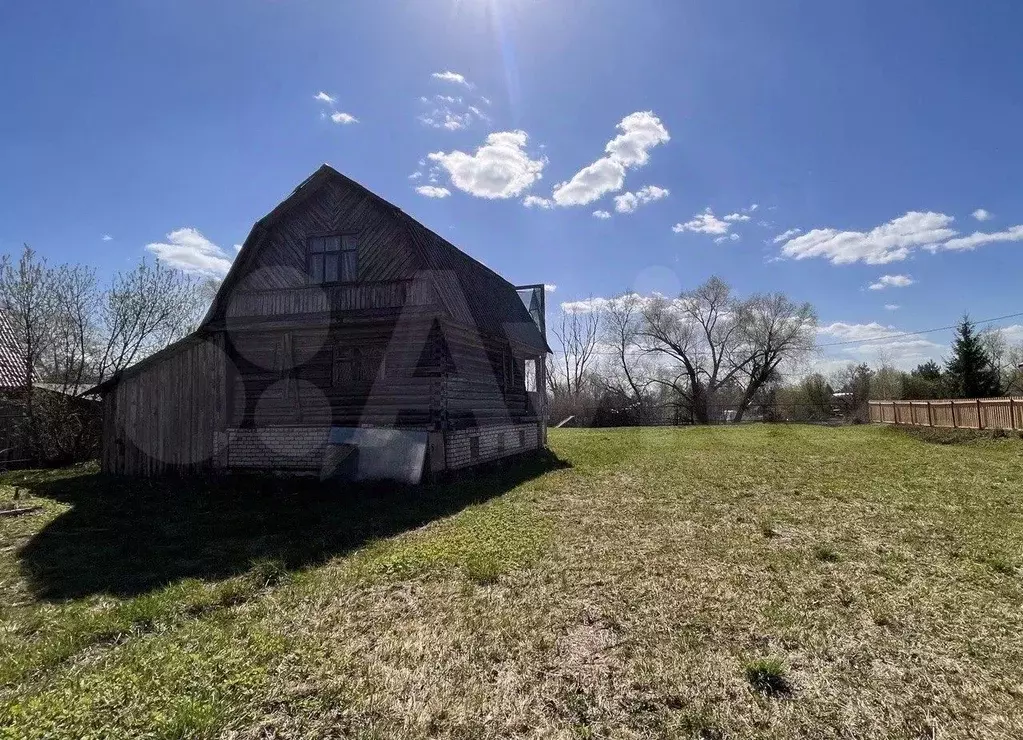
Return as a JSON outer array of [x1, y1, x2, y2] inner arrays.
[[331, 342, 388, 387], [307, 233, 358, 286]]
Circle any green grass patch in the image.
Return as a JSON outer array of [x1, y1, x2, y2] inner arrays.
[[2, 427, 1022, 737]]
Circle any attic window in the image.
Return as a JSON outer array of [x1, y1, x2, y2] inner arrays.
[[308, 235, 357, 284]]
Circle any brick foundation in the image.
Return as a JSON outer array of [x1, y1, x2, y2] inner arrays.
[[225, 422, 544, 474], [226, 427, 328, 471], [444, 423, 541, 470]]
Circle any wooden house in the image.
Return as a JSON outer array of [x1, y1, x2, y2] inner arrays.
[[93, 165, 550, 480]]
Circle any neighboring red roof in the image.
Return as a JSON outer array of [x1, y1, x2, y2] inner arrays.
[[0, 312, 26, 389]]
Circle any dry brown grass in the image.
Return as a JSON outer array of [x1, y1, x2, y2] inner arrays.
[[3, 425, 1023, 738]]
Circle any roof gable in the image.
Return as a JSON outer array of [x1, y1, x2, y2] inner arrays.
[[203, 165, 548, 353]]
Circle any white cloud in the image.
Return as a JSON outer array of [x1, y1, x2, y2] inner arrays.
[[313, 92, 335, 104], [592, 210, 611, 220], [234, 244, 243, 253], [561, 297, 611, 314], [868, 274, 915, 291], [552, 111, 669, 206], [614, 185, 670, 214], [673, 208, 730, 235], [432, 71, 470, 87], [713, 233, 741, 244], [101, 234, 113, 241], [552, 158, 626, 207], [779, 211, 957, 265], [724, 212, 750, 222], [938, 225, 1023, 252], [522, 195, 554, 209], [330, 111, 358, 124], [972, 208, 992, 222], [749, 203, 759, 212], [817, 323, 943, 367], [818, 322, 900, 342], [885, 304, 901, 311], [771, 228, 801, 244], [415, 185, 451, 198], [419, 110, 471, 131], [604, 111, 671, 167], [544, 283, 557, 293], [408, 171, 422, 180], [998, 324, 1023, 345], [428, 131, 545, 199], [145, 227, 234, 278]]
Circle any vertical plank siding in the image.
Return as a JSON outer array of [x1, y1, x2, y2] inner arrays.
[[102, 338, 226, 475], [869, 398, 1023, 431]]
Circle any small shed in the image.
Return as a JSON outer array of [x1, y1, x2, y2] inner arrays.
[[93, 165, 550, 481]]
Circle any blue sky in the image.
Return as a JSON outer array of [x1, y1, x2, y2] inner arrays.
[[2, 0, 1022, 371]]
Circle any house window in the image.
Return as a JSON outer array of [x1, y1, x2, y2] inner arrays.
[[497, 432, 506, 453], [519, 429, 526, 447], [308, 235, 357, 284], [332, 344, 386, 386], [469, 437, 480, 461]]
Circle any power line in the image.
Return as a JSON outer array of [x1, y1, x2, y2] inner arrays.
[[547, 309, 1023, 355], [816, 310, 1023, 347]]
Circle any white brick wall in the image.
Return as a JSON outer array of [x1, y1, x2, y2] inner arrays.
[[227, 427, 328, 471], [445, 423, 540, 470], [226, 422, 543, 474]]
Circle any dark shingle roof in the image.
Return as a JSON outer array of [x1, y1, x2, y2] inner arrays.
[[0, 312, 25, 389]]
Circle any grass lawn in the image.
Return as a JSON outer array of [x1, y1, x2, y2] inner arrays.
[[2, 424, 1022, 738]]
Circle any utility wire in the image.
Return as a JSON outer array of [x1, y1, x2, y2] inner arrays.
[[547, 309, 1023, 355]]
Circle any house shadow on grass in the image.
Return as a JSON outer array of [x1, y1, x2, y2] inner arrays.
[[18, 450, 571, 601]]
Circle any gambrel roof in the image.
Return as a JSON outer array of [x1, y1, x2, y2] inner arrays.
[[204, 164, 550, 354]]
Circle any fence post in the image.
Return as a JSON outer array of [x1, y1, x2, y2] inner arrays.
[[1011, 398, 1017, 430], [977, 398, 984, 430], [892, 401, 898, 424], [926, 401, 932, 428], [951, 401, 957, 429]]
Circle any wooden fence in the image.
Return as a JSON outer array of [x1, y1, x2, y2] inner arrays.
[[868, 397, 1023, 431]]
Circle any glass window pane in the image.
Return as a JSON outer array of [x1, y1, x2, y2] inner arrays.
[[309, 237, 324, 253], [324, 253, 339, 282], [342, 236, 358, 252], [309, 256, 324, 283], [341, 250, 358, 281], [324, 235, 341, 252]]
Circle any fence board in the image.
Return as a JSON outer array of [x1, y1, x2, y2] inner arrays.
[[869, 397, 1023, 431]]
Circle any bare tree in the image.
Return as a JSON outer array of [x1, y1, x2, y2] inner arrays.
[[0, 246, 57, 452], [49, 264, 99, 394], [731, 293, 817, 421], [599, 293, 649, 407], [551, 302, 601, 401], [95, 259, 208, 386], [640, 277, 746, 423], [638, 277, 817, 423]]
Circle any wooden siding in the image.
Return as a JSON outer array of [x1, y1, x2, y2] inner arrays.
[[231, 179, 423, 295], [101, 337, 226, 475], [224, 279, 436, 319], [227, 320, 445, 429]]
